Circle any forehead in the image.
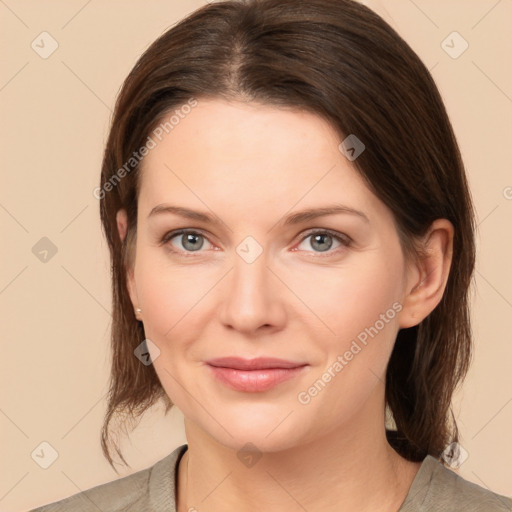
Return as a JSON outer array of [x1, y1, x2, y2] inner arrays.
[[137, 98, 377, 219], [143, 98, 341, 166]]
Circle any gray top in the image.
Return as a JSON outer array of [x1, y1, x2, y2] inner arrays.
[[28, 444, 512, 511]]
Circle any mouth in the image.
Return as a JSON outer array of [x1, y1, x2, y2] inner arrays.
[[206, 356, 307, 370], [205, 357, 309, 392]]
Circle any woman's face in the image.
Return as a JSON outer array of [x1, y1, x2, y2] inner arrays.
[[120, 98, 418, 452]]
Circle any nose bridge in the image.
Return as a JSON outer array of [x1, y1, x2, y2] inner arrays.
[[219, 239, 284, 332]]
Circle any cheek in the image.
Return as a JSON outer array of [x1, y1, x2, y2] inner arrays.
[[134, 258, 211, 400], [285, 254, 404, 347], [291, 257, 405, 419], [133, 250, 207, 341]]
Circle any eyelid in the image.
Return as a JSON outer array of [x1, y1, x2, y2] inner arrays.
[[299, 228, 352, 244]]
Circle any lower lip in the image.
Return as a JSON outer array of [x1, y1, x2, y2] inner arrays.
[[206, 365, 308, 392]]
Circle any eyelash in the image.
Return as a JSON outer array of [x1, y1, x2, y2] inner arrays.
[[159, 228, 352, 258]]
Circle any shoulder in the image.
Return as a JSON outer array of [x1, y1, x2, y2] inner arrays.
[[27, 444, 188, 512], [401, 455, 512, 512]]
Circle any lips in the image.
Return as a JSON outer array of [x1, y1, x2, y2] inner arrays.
[[205, 357, 309, 392], [206, 356, 307, 370]]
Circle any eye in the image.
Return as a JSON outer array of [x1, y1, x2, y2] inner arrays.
[[295, 229, 352, 256], [160, 228, 352, 257], [161, 230, 214, 254]]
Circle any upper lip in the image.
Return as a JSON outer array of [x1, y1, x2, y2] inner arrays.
[[206, 357, 307, 370]]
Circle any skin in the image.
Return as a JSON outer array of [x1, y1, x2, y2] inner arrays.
[[116, 98, 454, 512]]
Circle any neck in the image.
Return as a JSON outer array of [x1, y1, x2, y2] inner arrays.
[[176, 394, 421, 512]]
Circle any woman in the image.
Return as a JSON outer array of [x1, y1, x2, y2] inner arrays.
[[30, 0, 511, 510]]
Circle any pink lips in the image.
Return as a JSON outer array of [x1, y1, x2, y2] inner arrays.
[[206, 357, 308, 392]]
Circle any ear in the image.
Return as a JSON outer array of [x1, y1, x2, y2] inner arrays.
[[398, 218, 454, 329], [116, 208, 139, 314]]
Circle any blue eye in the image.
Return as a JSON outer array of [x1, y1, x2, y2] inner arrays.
[[161, 230, 212, 253], [296, 230, 352, 255]]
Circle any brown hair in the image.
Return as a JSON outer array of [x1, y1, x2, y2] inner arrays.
[[99, 0, 476, 471]]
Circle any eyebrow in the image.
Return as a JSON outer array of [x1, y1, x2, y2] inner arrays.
[[148, 204, 370, 225]]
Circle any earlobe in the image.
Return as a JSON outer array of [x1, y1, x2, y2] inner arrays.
[[116, 208, 128, 242], [398, 219, 454, 329]]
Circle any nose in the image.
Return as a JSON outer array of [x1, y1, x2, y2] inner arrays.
[[218, 248, 286, 335]]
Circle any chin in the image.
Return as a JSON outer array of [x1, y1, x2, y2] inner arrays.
[[195, 412, 311, 455], [219, 431, 301, 455]]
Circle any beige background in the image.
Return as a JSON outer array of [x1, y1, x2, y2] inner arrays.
[[1, 0, 511, 510]]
